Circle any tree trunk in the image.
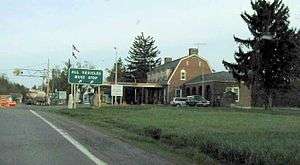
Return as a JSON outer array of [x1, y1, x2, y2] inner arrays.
[[264, 91, 273, 110]]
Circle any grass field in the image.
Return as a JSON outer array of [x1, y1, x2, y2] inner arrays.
[[46, 105, 300, 164]]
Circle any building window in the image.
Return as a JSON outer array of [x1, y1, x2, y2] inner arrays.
[[180, 70, 187, 80], [175, 89, 182, 97], [226, 87, 240, 102]]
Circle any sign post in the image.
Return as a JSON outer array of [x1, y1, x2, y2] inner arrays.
[[68, 68, 103, 109], [111, 85, 123, 105]]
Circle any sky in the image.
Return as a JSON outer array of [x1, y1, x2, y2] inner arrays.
[[0, 0, 299, 88]]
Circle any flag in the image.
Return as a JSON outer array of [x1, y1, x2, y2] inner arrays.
[[72, 45, 80, 53], [72, 52, 77, 59], [72, 44, 80, 59]]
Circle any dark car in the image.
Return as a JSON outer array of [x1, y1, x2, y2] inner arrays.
[[186, 95, 210, 107]]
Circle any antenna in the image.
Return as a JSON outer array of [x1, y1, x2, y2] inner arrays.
[[194, 42, 207, 50]]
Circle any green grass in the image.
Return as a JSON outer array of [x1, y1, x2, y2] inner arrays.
[[45, 105, 300, 164]]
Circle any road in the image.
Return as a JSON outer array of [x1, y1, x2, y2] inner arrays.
[[0, 106, 175, 165]]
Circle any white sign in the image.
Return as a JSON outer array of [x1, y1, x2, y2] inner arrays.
[[111, 85, 123, 97], [58, 91, 67, 100]]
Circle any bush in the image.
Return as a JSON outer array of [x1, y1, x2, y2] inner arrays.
[[144, 126, 162, 140]]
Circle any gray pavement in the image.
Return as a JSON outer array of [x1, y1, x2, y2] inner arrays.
[[0, 106, 176, 165], [0, 106, 95, 165]]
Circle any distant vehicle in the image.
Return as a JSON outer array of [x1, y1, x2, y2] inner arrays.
[[25, 90, 48, 106], [186, 95, 210, 107], [170, 97, 187, 107]]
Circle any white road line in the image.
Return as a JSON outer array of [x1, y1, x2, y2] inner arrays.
[[29, 110, 106, 165]]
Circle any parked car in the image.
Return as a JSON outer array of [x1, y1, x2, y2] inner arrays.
[[170, 97, 187, 107], [186, 95, 210, 107]]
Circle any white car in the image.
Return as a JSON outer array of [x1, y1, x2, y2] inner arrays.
[[170, 97, 187, 107]]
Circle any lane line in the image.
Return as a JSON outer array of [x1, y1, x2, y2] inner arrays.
[[29, 110, 106, 165]]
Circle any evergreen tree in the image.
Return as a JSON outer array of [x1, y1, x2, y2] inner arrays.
[[223, 0, 300, 109], [0, 75, 28, 96], [106, 58, 129, 83], [126, 32, 161, 82]]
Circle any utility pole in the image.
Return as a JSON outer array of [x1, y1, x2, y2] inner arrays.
[[114, 47, 118, 105], [13, 60, 51, 105], [46, 58, 50, 105]]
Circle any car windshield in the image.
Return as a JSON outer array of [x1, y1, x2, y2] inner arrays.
[[176, 98, 186, 101]]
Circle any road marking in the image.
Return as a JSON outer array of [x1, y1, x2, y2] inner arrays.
[[30, 110, 106, 165]]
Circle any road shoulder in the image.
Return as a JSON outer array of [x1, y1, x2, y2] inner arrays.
[[35, 110, 182, 165]]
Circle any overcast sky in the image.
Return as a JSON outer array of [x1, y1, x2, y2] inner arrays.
[[0, 0, 299, 87]]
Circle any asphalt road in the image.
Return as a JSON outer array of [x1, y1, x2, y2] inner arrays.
[[0, 106, 175, 165]]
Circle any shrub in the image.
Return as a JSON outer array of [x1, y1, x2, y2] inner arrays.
[[144, 126, 162, 140]]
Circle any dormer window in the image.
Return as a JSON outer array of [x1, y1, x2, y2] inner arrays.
[[180, 70, 187, 80]]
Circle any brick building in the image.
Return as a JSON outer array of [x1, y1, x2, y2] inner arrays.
[[146, 48, 212, 103], [103, 48, 298, 107]]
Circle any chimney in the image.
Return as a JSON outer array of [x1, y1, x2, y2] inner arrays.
[[189, 48, 199, 56], [164, 57, 172, 64]]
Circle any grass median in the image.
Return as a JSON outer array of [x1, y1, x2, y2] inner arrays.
[[45, 105, 300, 164]]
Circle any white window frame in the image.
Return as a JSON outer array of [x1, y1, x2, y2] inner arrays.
[[226, 87, 240, 102], [180, 70, 187, 81], [175, 89, 182, 97]]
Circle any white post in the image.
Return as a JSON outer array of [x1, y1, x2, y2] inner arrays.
[[68, 84, 74, 109], [74, 84, 77, 109], [98, 86, 101, 107]]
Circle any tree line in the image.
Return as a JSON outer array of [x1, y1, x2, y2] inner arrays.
[[0, 75, 28, 96]]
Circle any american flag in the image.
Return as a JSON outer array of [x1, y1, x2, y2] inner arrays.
[[72, 44, 80, 59]]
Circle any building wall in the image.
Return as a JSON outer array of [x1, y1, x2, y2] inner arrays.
[[168, 55, 212, 101]]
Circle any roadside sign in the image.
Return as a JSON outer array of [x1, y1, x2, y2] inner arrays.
[[58, 91, 67, 100], [68, 68, 103, 85], [111, 85, 123, 96]]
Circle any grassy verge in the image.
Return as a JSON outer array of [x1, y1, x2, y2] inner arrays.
[[45, 105, 300, 164]]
